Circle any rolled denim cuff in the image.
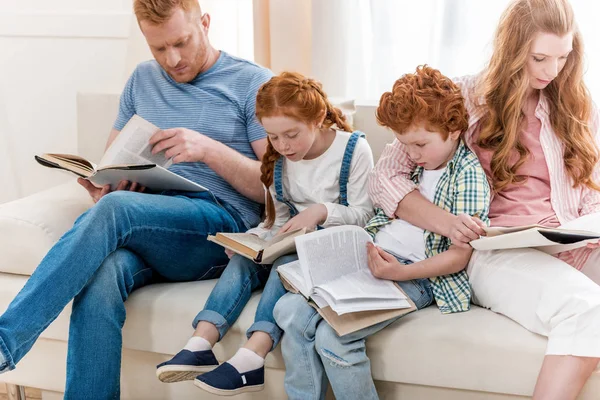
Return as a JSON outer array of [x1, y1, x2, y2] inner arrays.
[[0, 335, 15, 373], [192, 310, 230, 341], [246, 321, 283, 351]]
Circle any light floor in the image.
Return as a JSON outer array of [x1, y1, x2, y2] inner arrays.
[[0, 383, 41, 400]]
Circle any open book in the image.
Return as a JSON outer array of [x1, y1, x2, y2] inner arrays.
[[207, 228, 306, 265], [470, 215, 600, 254], [35, 115, 208, 192], [277, 225, 416, 336]]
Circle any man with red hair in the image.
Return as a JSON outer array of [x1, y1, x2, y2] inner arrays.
[[0, 1, 272, 398]]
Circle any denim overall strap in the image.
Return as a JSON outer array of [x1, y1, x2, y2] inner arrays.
[[274, 156, 300, 217], [338, 131, 366, 206]]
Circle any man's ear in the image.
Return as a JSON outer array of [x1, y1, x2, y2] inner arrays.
[[200, 13, 211, 32]]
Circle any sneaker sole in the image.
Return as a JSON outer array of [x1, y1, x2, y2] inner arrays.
[[193, 378, 264, 396], [156, 364, 217, 383]]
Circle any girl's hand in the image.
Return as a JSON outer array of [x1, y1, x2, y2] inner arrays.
[[278, 204, 328, 234], [448, 214, 487, 249], [224, 249, 235, 259], [367, 243, 404, 281]]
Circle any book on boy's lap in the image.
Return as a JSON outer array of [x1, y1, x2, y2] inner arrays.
[[34, 115, 208, 193], [470, 214, 600, 254], [207, 228, 307, 265], [277, 225, 416, 336]]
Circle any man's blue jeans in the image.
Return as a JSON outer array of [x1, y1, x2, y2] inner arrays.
[[193, 254, 296, 351], [0, 190, 246, 399], [273, 278, 434, 400]]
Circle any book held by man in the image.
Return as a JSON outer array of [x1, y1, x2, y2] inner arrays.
[[35, 115, 208, 193], [277, 225, 416, 336], [207, 228, 307, 265], [470, 214, 600, 253]]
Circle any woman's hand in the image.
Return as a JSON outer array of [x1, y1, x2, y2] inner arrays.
[[447, 214, 487, 249], [278, 204, 328, 234], [586, 239, 600, 250], [367, 243, 404, 281]]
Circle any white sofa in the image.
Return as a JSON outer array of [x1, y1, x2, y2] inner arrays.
[[1, 93, 599, 400]]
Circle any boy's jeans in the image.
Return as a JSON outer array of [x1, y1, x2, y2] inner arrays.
[[273, 277, 434, 400], [0, 190, 245, 400], [193, 254, 297, 351]]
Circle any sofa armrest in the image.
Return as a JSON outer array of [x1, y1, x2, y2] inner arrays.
[[0, 181, 94, 276]]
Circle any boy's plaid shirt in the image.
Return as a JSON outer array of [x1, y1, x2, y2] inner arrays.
[[365, 140, 491, 314]]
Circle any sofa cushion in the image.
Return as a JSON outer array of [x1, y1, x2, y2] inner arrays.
[[0, 181, 93, 276], [2, 272, 597, 397]]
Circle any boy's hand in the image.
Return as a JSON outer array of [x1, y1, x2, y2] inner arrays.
[[448, 214, 487, 249], [367, 243, 404, 281], [278, 204, 327, 234]]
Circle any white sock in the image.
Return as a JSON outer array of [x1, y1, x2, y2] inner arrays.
[[227, 348, 265, 373], [183, 336, 212, 352]]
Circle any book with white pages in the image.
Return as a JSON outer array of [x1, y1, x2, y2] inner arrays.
[[470, 213, 600, 254], [35, 115, 209, 193], [277, 225, 416, 335]]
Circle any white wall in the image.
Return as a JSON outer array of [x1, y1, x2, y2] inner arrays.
[[0, 0, 132, 201], [0, 0, 255, 203]]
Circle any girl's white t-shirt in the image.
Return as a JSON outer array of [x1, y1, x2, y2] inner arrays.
[[374, 167, 446, 263], [249, 130, 374, 239]]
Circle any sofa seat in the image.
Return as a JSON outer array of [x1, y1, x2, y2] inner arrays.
[[1, 182, 599, 399]]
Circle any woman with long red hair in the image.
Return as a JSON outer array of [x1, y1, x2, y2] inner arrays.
[[369, 0, 600, 398]]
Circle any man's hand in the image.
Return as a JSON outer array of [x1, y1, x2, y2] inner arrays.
[[77, 178, 145, 203], [367, 243, 404, 281], [278, 204, 328, 234], [149, 128, 216, 164], [447, 214, 487, 249]]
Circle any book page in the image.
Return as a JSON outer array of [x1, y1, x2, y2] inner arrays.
[[260, 228, 307, 264], [217, 233, 267, 253], [98, 115, 172, 168], [316, 270, 406, 301], [313, 274, 410, 315], [267, 227, 307, 246], [471, 227, 600, 251], [484, 225, 542, 237], [277, 260, 311, 297], [557, 213, 600, 234], [295, 225, 372, 288]]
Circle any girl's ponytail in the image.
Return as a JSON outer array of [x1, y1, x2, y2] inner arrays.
[[260, 140, 281, 228]]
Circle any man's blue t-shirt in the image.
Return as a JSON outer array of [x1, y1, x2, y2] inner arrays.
[[114, 52, 273, 229]]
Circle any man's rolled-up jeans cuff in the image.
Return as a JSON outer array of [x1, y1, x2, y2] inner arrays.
[[193, 310, 230, 341], [246, 321, 283, 351]]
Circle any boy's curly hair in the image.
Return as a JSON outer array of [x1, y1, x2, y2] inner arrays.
[[376, 65, 468, 139]]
